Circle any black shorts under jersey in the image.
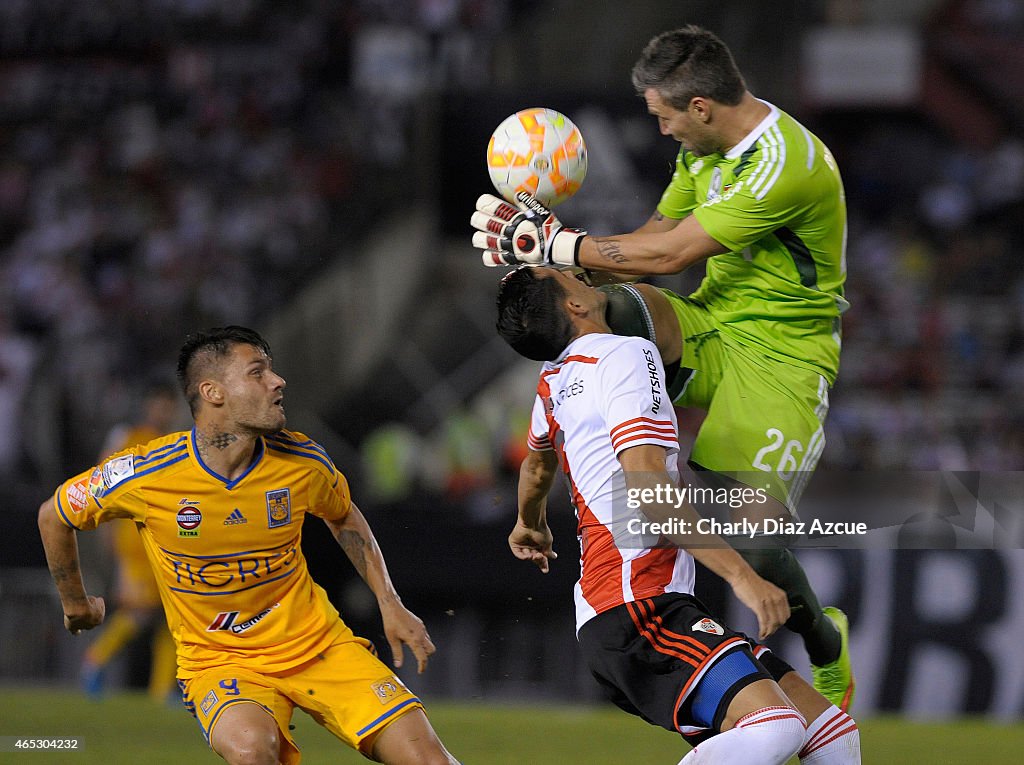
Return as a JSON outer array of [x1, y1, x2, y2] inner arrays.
[[577, 593, 794, 743]]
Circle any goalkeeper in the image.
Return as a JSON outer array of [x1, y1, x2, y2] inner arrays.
[[471, 25, 853, 711]]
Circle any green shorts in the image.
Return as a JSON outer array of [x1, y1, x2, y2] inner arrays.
[[662, 290, 830, 512]]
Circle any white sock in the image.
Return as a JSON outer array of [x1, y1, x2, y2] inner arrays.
[[799, 705, 860, 763], [678, 706, 806, 765]]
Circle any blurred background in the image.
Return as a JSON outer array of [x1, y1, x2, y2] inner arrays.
[[1, 0, 1023, 744]]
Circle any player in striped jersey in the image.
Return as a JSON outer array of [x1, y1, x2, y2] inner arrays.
[[497, 267, 860, 764], [473, 24, 853, 712], [39, 326, 458, 765]]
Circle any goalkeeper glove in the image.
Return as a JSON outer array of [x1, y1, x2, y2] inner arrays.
[[471, 192, 587, 267]]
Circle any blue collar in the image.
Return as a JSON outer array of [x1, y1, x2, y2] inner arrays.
[[190, 428, 265, 489]]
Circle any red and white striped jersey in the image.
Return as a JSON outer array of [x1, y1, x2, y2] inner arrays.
[[528, 332, 695, 631]]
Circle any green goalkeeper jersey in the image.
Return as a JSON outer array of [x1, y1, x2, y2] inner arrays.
[[657, 101, 848, 384]]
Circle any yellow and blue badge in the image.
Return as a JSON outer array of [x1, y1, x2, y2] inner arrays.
[[200, 690, 218, 716], [266, 488, 292, 528]]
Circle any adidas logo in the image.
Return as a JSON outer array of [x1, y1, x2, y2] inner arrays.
[[223, 508, 247, 526]]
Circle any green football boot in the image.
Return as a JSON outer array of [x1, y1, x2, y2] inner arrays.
[[812, 607, 855, 711]]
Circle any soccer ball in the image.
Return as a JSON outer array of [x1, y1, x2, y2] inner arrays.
[[486, 107, 587, 207]]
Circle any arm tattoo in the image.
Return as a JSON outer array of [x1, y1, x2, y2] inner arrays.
[[336, 528, 368, 579], [49, 562, 77, 584], [593, 237, 628, 265]]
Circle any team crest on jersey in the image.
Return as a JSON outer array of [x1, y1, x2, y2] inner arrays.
[[177, 504, 202, 537], [707, 166, 723, 201], [66, 479, 89, 513], [266, 489, 292, 528], [200, 690, 218, 716], [371, 675, 409, 704], [101, 455, 135, 490], [692, 617, 724, 636]]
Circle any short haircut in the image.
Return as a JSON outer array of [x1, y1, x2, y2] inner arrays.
[[631, 25, 746, 110], [176, 326, 273, 415], [495, 268, 576, 361]]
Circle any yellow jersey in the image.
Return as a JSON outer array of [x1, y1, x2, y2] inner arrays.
[[53, 429, 352, 678]]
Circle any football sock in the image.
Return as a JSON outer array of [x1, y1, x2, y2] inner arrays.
[[737, 544, 841, 665], [799, 705, 861, 763], [677, 706, 805, 765]]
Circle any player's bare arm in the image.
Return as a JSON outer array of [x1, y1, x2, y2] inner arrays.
[[510, 449, 560, 573], [583, 213, 727, 275], [37, 499, 105, 634], [324, 502, 436, 673], [581, 211, 684, 286], [475, 193, 726, 275], [634, 209, 681, 235], [617, 444, 790, 640]]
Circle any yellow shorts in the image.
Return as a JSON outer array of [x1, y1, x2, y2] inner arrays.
[[179, 636, 422, 764]]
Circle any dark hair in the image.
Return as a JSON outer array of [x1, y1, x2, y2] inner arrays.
[[631, 25, 746, 110], [176, 326, 273, 415], [496, 268, 576, 361]]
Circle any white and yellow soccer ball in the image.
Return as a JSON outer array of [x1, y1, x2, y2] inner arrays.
[[485, 107, 587, 208]]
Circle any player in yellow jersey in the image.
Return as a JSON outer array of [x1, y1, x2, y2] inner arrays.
[[82, 381, 181, 701], [39, 326, 458, 765]]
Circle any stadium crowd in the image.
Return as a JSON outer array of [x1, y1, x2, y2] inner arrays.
[[0, 0, 508, 481], [1, 0, 1021, 507]]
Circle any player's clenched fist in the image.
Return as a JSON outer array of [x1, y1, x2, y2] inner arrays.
[[471, 191, 587, 267]]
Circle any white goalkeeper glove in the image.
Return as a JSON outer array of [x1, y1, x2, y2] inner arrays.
[[471, 191, 587, 268]]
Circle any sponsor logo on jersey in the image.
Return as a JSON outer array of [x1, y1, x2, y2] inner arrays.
[[172, 544, 298, 589], [230, 603, 280, 634], [266, 489, 292, 528], [207, 603, 280, 634], [200, 690, 218, 716], [642, 348, 663, 414], [223, 508, 247, 526], [66, 479, 89, 513], [692, 617, 724, 636], [177, 506, 202, 537], [101, 455, 135, 489], [371, 675, 410, 704], [87, 467, 105, 498], [207, 611, 240, 631]]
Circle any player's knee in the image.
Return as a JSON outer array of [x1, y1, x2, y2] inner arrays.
[[419, 748, 457, 765], [213, 725, 279, 765], [758, 715, 805, 763], [376, 740, 454, 765]]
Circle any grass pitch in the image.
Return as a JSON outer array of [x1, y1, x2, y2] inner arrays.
[[1, 686, 1022, 763]]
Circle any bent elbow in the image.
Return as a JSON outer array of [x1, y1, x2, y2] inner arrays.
[[654, 249, 701, 275], [37, 499, 53, 530]]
